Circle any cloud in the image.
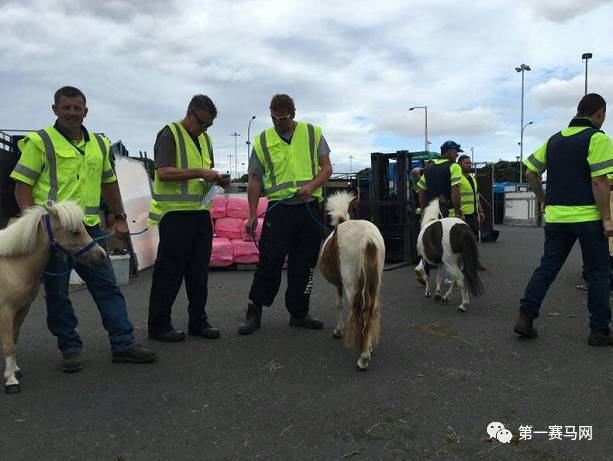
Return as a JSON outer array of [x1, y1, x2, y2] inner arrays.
[[1, 0, 613, 172]]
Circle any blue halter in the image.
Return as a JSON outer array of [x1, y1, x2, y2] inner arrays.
[[43, 213, 98, 258]]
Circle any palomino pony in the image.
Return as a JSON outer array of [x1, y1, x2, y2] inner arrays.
[[0, 202, 106, 394], [319, 191, 385, 370], [417, 199, 484, 312]]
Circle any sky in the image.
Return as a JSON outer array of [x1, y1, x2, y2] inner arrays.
[[1, 0, 613, 176]]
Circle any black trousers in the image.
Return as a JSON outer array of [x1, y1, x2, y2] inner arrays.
[[248, 201, 322, 317], [464, 213, 479, 236], [148, 210, 213, 334]]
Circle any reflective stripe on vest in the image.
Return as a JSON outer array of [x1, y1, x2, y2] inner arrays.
[[259, 124, 316, 195], [153, 122, 204, 203], [37, 130, 107, 206]]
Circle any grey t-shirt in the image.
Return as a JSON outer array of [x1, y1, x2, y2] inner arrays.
[[154, 125, 213, 168], [247, 125, 330, 204]]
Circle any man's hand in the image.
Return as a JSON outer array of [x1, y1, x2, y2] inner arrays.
[[603, 218, 613, 237], [245, 216, 257, 237], [539, 201, 546, 214], [200, 169, 221, 183], [455, 210, 465, 221], [113, 217, 130, 240], [478, 212, 485, 222], [297, 183, 315, 201], [218, 174, 231, 189]]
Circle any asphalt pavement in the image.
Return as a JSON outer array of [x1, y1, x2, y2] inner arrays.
[[2, 225, 613, 461]]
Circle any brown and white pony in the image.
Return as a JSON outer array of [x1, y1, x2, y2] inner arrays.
[[319, 191, 385, 370], [0, 202, 106, 394], [417, 199, 484, 311]]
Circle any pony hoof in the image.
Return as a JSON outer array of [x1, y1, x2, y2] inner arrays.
[[458, 305, 467, 312], [442, 297, 449, 303], [5, 384, 21, 394], [15, 370, 23, 379], [356, 364, 368, 372], [333, 331, 343, 339], [424, 292, 432, 298], [434, 294, 442, 302]]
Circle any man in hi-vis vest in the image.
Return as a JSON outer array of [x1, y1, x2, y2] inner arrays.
[[11, 86, 157, 371], [147, 95, 229, 343], [457, 154, 484, 237], [239, 94, 333, 335]]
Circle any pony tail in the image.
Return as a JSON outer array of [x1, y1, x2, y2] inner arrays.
[[346, 240, 381, 352], [421, 199, 441, 228], [325, 191, 356, 226], [461, 231, 484, 296]]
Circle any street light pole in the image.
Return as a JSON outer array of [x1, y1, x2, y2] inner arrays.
[[231, 132, 240, 179], [518, 121, 534, 183], [515, 63, 531, 183], [348, 154, 354, 174], [582, 53, 593, 95], [246, 115, 256, 162], [409, 106, 428, 154]]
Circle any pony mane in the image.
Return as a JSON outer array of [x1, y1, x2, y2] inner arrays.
[[0, 206, 45, 257], [0, 202, 84, 257], [421, 199, 441, 229], [51, 201, 85, 232], [326, 191, 356, 226]]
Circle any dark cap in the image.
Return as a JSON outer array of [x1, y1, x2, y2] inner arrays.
[[440, 140, 464, 153]]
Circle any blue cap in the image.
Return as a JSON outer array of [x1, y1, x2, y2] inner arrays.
[[440, 140, 464, 153]]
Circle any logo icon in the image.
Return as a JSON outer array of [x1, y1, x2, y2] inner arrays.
[[487, 422, 513, 443]]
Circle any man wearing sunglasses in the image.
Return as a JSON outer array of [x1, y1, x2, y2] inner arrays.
[[239, 94, 333, 335], [147, 94, 230, 343]]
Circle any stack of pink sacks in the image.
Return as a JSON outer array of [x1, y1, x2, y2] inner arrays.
[[209, 195, 268, 267]]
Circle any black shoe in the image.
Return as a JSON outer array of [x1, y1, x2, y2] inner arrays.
[[289, 314, 323, 330], [588, 330, 613, 346], [112, 344, 158, 363], [148, 328, 186, 343], [513, 312, 537, 339], [61, 351, 83, 373], [239, 303, 262, 335], [189, 321, 220, 339]]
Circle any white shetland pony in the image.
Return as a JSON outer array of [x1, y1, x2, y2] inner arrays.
[[319, 191, 385, 370], [417, 199, 484, 312], [0, 202, 106, 394]]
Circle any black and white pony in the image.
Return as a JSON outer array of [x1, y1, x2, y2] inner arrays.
[[319, 191, 385, 370], [417, 199, 484, 311]]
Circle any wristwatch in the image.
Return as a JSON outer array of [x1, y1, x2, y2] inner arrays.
[[114, 212, 127, 220]]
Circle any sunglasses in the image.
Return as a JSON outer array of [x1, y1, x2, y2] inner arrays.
[[271, 114, 292, 122], [191, 109, 213, 129]]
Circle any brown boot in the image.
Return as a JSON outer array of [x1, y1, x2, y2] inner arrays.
[[513, 312, 537, 338]]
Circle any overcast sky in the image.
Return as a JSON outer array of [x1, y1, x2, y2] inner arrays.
[[1, 0, 613, 175]]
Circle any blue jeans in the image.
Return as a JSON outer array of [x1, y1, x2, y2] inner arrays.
[[520, 220, 611, 334], [44, 224, 135, 353]]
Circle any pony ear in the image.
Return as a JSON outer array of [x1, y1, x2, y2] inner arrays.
[[44, 201, 58, 218]]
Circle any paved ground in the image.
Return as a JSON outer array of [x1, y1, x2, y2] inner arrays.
[[2, 225, 613, 460]]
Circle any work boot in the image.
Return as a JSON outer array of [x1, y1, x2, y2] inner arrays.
[[189, 320, 220, 339], [289, 314, 323, 329], [148, 328, 186, 343], [61, 351, 83, 373], [513, 312, 538, 339], [588, 330, 613, 346], [112, 344, 158, 363], [239, 303, 262, 335]]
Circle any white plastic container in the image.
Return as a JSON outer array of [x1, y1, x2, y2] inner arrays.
[[110, 254, 131, 286]]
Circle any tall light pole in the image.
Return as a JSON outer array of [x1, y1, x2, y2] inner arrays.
[[228, 154, 233, 178], [518, 121, 533, 183], [470, 147, 475, 170], [348, 154, 354, 174], [246, 115, 256, 162], [409, 106, 428, 154], [515, 63, 531, 183], [582, 52, 593, 95], [231, 132, 240, 179]]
